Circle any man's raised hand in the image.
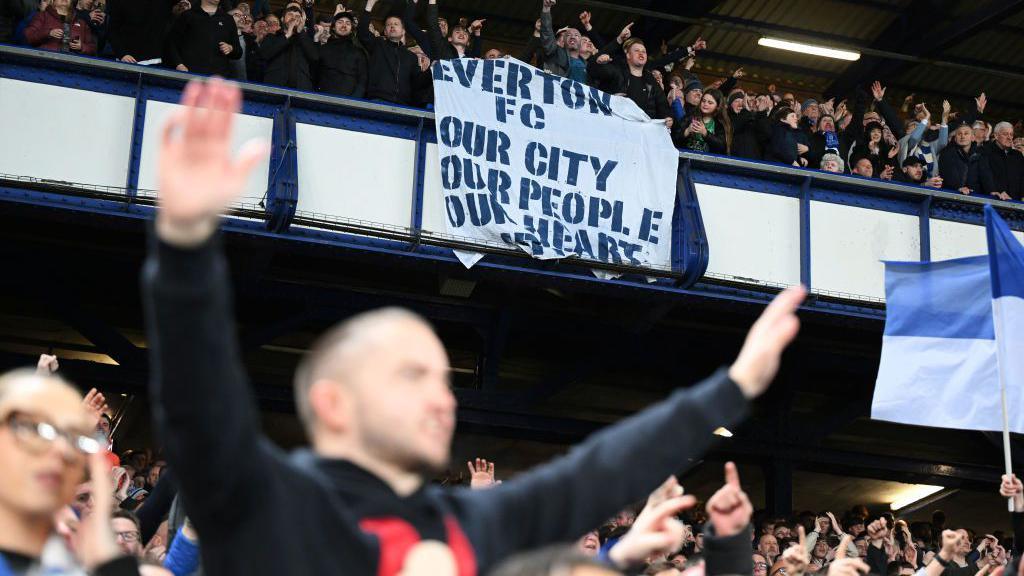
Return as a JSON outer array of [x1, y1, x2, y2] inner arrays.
[[36, 353, 59, 375], [157, 79, 269, 247], [467, 458, 498, 489], [706, 462, 753, 537], [728, 286, 805, 399], [608, 490, 696, 569], [782, 526, 811, 576], [829, 535, 870, 576]]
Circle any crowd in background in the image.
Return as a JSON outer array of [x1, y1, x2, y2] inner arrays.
[[0, 0, 1022, 200], [8, 353, 1024, 576]]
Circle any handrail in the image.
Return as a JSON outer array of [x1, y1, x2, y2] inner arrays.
[[0, 43, 433, 121], [4, 43, 1022, 216], [679, 150, 1024, 212]]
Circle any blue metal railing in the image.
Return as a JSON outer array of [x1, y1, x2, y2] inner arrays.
[[3, 44, 1024, 319]]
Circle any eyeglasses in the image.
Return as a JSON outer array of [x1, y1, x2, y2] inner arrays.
[[2, 411, 104, 460], [115, 530, 141, 543]]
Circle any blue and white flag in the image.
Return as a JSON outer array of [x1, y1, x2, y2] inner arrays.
[[871, 205, 1024, 434]]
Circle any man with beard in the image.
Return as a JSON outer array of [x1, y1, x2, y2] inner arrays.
[[144, 79, 805, 575], [258, 1, 317, 90], [316, 10, 366, 98], [539, 0, 585, 82]]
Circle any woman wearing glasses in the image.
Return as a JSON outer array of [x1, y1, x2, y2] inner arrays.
[[0, 368, 139, 575]]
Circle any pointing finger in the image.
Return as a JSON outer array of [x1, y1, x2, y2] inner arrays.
[[724, 461, 740, 487]]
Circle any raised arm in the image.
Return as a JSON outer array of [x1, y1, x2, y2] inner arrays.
[[357, 0, 378, 52], [424, 0, 446, 60], [539, 0, 557, 57], [453, 286, 806, 569], [142, 79, 271, 534], [400, 0, 433, 60]]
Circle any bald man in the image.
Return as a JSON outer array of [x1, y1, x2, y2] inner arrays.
[[0, 370, 138, 575], [143, 79, 805, 576]]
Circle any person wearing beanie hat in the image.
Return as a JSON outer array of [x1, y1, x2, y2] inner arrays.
[[799, 98, 819, 136], [316, 9, 367, 98], [820, 152, 844, 173], [727, 90, 764, 160], [850, 120, 897, 177], [894, 155, 942, 187], [259, 1, 318, 91], [765, 106, 806, 167]]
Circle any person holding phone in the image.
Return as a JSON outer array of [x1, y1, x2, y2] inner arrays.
[[23, 0, 96, 54]]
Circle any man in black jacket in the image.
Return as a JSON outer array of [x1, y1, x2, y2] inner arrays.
[[587, 39, 671, 125], [978, 122, 1024, 201], [316, 11, 366, 98], [358, 0, 428, 106], [106, 0, 174, 63], [939, 122, 983, 196], [259, 1, 317, 90], [164, 0, 240, 76], [144, 79, 806, 576]]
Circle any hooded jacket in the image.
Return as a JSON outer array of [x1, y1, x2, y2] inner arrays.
[[142, 229, 752, 576]]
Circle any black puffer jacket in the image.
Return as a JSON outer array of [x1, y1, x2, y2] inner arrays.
[[317, 34, 366, 98]]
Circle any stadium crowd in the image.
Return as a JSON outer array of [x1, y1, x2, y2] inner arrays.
[[1, 0, 1024, 574], [1, 0, 1023, 199], [3, 351, 1024, 576]]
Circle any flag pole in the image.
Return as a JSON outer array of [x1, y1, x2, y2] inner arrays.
[[993, 296, 1015, 512], [986, 205, 1015, 512]]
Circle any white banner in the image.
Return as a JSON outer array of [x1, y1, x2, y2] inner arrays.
[[432, 58, 679, 270]]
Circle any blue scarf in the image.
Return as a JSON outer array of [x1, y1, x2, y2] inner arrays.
[[824, 130, 840, 151]]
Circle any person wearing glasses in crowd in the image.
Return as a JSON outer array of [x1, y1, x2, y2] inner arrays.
[[0, 367, 140, 575]]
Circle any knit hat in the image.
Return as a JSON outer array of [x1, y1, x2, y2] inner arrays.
[[684, 78, 703, 94], [902, 156, 924, 168], [727, 91, 745, 107], [332, 10, 355, 25], [802, 98, 818, 111], [820, 153, 844, 172]]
